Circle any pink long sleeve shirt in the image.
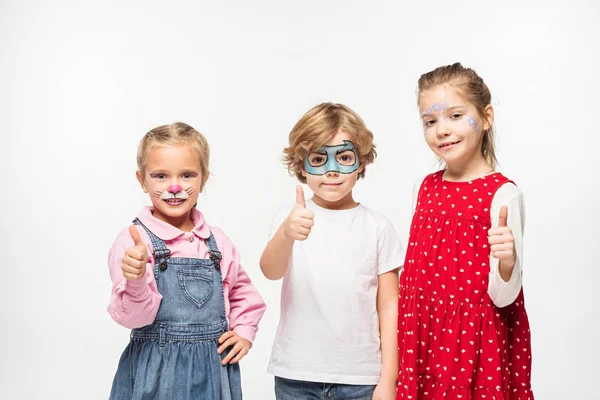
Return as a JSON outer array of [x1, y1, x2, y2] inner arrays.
[[107, 206, 266, 343]]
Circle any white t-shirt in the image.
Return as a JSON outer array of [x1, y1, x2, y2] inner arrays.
[[411, 179, 525, 308], [266, 199, 406, 385]]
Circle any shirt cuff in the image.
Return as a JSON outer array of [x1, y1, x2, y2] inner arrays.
[[233, 325, 257, 344], [488, 254, 521, 308]]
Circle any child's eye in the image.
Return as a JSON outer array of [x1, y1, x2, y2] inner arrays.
[[336, 151, 356, 165], [424, 120, 435, 127], [182, 173, 195, 179], [151, 173, 167, 179], [450, 113, 462, 119], [308, 154, 327, 166]]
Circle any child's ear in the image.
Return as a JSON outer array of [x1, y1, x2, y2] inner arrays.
[[482, 104, 494, 131], [136, 170, 148, 193], [301, 168, 307, 178]]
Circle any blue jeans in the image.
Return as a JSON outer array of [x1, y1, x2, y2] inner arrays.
[[275, 376, 376, 400]]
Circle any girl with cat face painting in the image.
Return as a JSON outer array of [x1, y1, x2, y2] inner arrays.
[[107, 122, 266, 399]]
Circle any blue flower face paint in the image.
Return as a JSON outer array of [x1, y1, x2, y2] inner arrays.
[[421, 102, 481, 135], [304, 140, 359, 175], [432, 102, 448, 112], [467, 115, 480, 132]]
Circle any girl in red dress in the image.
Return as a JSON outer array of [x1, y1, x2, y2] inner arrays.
[[397, 63, 534, 399]]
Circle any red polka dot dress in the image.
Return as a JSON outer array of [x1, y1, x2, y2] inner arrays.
[[397, 171, 533, 399]]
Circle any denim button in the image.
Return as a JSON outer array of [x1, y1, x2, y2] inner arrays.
[[159, 261, 167, 271]]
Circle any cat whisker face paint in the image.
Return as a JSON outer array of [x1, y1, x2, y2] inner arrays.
[[158, 186, 190, 206], [138, 142, 205, 225], [304, 140, 359, 176]]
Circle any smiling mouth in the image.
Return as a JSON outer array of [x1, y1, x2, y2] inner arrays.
[[439, 141, 460, 148], [322, 182, 343, 186], [164, 198, 186, 206]]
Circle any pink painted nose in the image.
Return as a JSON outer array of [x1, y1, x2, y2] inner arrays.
[[168, 185, 182, 193]]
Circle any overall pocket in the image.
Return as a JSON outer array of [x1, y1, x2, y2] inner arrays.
[[177, 268, 214, 309]]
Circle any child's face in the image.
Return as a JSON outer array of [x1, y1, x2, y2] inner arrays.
[[419, 85, 492, 167], [136, 144, 204, 225], [301, 130, 364, 206]]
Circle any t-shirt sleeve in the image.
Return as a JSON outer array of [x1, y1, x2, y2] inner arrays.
[[377, 218, 406, 275]]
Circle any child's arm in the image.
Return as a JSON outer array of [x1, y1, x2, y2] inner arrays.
[[260, 186, 314, 280], [373, 269, 400, 400], [213, 228, 267, 364], [373, 219, 406, 398], [487, 183, 525, 308], [107, 226, 162, 329], [219, 261, 267, 364], [259, 223, 295, 280], [225, 247, 267, 343]]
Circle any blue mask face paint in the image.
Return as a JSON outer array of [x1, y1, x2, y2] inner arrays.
[[304, 140, 359, 175]]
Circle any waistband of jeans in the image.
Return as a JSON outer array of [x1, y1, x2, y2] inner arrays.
[[131, 320, 227, 342]]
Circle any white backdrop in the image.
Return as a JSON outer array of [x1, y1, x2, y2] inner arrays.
[[1, 1, 598, 399]]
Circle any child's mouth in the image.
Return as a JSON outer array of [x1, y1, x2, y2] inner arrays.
[[164, 198, 186, 206], [439, 141, 460, 149]]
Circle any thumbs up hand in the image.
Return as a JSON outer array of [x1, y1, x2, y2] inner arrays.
[[283, 185, 315, 241], [488, 205, 516, 268], [121, 225, 149, 280]]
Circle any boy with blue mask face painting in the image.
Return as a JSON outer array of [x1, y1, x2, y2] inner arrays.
[[303, 140, 360, 175], [260, 103, 406, 400]]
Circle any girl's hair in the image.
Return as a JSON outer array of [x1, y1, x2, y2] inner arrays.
[[282, 102, 377, 183], [418, 62, 497, 168], [137, 122, 210, 188]]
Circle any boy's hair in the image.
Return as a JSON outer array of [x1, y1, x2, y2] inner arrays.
[[137, 122, 210, 189], [282, 103, 377, 183], [418, 62, 497, 168]]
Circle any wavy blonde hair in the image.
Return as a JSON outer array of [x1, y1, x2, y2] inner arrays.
[[282, 103, 377, 183]]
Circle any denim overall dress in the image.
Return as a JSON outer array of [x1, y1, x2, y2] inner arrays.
[[109, 218, 242, 400]]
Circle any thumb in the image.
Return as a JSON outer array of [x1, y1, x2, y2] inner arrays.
[[498, 205, 508, 227], [129, 225, 145, 247], [295, 185, 306, 208]]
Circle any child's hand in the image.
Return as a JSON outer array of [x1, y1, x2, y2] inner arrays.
[[372, 378, 396, 400], [488, 206, 516, 269], [121, 225, 148, 281], [283, 185, 315, 241], [217, 331, 252, 364]]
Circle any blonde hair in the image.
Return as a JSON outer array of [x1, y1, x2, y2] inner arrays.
[[418, 62, 498, 168], [282, 103, 377, 183], [137, 122, 210, 188]]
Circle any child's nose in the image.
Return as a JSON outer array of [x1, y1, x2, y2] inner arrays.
[[168, 185, 182, 194], [436, 121, 451, 137]]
